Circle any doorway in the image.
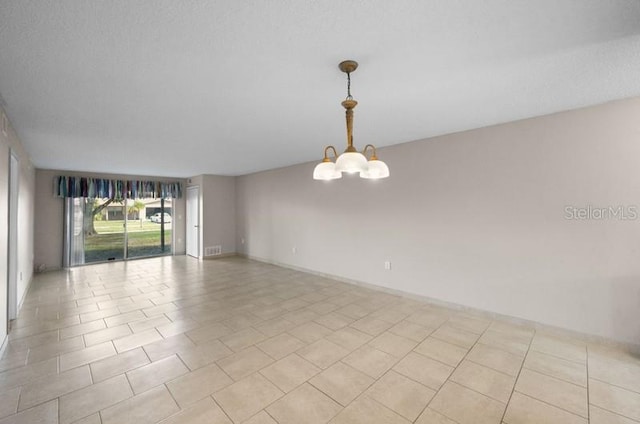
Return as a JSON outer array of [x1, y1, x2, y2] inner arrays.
[[7, 152, 18, 321], [186, 186, 199, 258]]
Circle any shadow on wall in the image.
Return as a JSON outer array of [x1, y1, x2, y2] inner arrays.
[[611, 277, 640, 356]]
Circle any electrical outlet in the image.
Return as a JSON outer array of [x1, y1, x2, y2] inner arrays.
[[241, 238, 245, 244], [292, 246, 297, 254], [384, 261, 391, 270]]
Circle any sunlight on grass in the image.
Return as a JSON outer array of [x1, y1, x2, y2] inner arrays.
[[94, 220, 171, 233], [85, 220, 172, 262]]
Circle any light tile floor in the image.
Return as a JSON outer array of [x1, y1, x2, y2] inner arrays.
[[0, 256, 639, 424]]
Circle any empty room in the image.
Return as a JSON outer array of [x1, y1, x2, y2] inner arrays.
[[1, 1, 639, 423]]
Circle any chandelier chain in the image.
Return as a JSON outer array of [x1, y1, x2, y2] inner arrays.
[[346, 72, 353, 100]]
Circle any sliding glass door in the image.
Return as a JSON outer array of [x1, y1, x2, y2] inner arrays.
[[87, 197, 126, 263], [125, 197, 172, 259], [64, 196, 173, 266]]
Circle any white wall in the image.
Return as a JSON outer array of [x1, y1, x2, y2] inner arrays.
[[34, 169, 187, 270], [236, 97, 640, 347], [16, 152, 35, 309], [0, 115, 8, 347], [0, 106, 36, 347], [187, 175, 236, 257]]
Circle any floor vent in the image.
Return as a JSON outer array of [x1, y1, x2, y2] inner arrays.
[[204, 245, 222, 256]]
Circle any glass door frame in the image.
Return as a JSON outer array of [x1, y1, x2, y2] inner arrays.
[[123, 201, 128, 259], [64, 195, 175, 267], [124, 197, 173, 261]]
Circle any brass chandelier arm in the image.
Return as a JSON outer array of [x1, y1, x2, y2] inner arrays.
[[322, 145, 339, 162], [362, 144, 379, 160]]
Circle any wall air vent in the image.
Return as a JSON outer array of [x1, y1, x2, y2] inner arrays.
[[204, 245, 222, 256]]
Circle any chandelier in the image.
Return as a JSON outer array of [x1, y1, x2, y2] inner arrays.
[[313, 60, 389, 180]]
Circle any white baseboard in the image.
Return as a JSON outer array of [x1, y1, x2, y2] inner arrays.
[[0, 334, 8, 359], [238, 253, 640, 355], [16, 275, 33, 313]]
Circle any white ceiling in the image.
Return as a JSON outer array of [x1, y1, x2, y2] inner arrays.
[[1, 1, 640, 178]]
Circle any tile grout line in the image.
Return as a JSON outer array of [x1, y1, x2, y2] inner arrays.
[[529, 347, 587, 366], [264, 404, 280, 423], [209, 394, 235, 423], [509, 391, 590, 422], [252, 317, 380, 419], [359, 388, 417, 422], [588, 375, 640, 396], [162, 381, 183, 414], [306, 362, 377, 409], [213, 372, 288, 422], [587, 400, 640, 423], [15, 386, 23, 418], [586, 344, 590, 424], [520, 366, 588, 391], [519, 365, 587, 391], [465, 355, 516, 378], [408, 317, 490, 423], [502, 351, 596, 420], [499, 328, 535, 424]]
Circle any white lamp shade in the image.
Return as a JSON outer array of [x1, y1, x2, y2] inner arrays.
[[335, 152, 368, 174], [313, 161, 342, 180], [361, 159, 390, 179]]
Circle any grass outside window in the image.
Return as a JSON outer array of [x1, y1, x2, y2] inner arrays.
[[84, 220, 172, 262]]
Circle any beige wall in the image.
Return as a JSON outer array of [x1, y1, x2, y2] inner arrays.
[[0, 106, 36, 347], [236, 97, 640, 347], [0, 114, 8, 347], [34, 169, 187, 270], [187, 175, 236, 257]]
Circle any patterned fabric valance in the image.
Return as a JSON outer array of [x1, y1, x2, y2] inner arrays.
[[54, 176, 183, 199]]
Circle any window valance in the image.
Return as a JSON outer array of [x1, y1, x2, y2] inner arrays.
[[54, 176, 183, 199]]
